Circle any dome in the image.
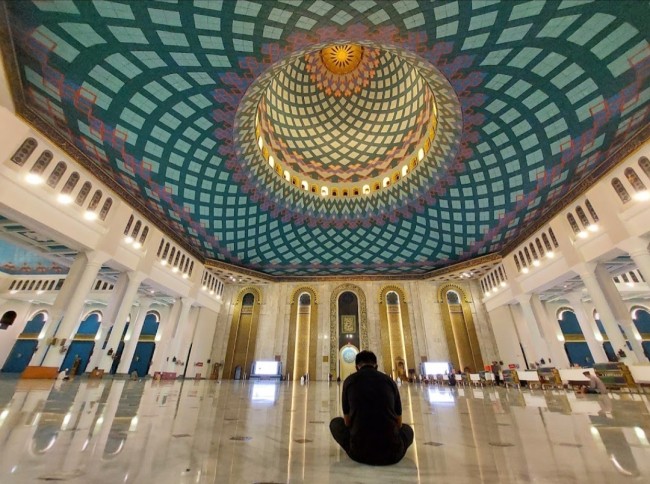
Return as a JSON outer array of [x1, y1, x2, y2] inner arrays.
[[255, 44, 438, 195]]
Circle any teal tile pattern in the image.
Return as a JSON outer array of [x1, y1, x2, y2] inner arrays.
[[5, 0, 650, 276]]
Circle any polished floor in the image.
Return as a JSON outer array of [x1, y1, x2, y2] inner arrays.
[[0, 377, 649, 483]]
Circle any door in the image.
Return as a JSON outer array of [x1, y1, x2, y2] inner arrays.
[[2, 340, 38, 373], [60, 341, 94, 374], [128, 342, 155, 377], [110, 341, 125, 374]]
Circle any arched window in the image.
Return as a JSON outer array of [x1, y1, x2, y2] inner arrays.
[[124, 215, 134, 237], [75, 181, 92, 205], [584, 199, 599, 222], [61, 172, 80, 195], [513, 253, 521, 271], [611, 177, 631, 203], [30, 150, 53, 175], [639, 157, 650, 178], [567, 213, 580, 234], [242, 293, 255, 306], [99, 198, 112, 221], [0, 310, 17, 327], [11, 138, 38, 166], [386, 291, 399, 305], [299, 293, 311, 305], [46, 161, 67, 188], [446, 290, 460, 304], [575, 206, 589, 227], [624, 168, 646, 192], [87, 190, 102, 210]]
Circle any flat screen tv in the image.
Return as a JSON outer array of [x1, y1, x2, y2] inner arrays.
[[251, 360, 281, 379]]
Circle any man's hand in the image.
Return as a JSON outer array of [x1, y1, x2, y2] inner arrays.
[[344, 414, 351, 427], [396, 415, 402, 428]]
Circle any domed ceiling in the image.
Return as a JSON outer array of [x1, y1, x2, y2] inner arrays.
[[2, 1, 649, 278]]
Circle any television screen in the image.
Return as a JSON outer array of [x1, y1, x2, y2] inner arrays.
[[422, 362, 450, 376], [252, 361, 280, 376]]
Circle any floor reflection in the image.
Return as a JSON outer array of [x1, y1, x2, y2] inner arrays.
[[0, 378, 648, 483]]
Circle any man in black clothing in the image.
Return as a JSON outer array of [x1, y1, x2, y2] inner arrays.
[[329, 350, 414, 465]]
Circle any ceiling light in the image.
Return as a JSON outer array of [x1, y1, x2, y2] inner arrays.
[[500, 281, 507, 287], [258, 136, 263, 149], [160, 260, 167, 266], [484, 292, 490, 297], [587, 224, 599, 232], [25, 173, 44, 185], [626, 282, 634, 287], [36, 290, 44, 295], [182, 273, 188, 279], [84, 211, 97, 221], [132, 241, 142, 249], [201, 285, 207, 291], [124, 236, 134, 244], [57, 193, 73, 205], [577, 230, 588, 239], [10, 290, 17, 294], [522, 267, 529, 274], [171, 267, 178, 273], [546, 251, 555, 258], [633, 190, 650, 201], [209, 290, 214, 295], [533, 259, 541, 267]]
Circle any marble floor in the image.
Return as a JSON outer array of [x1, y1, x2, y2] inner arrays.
[[0, 378, 649, 484]]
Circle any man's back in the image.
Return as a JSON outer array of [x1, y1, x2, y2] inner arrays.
[[342, 367, 402, 464]]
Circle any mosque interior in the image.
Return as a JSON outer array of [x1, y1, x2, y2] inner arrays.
[[0, 1, 650, 482]]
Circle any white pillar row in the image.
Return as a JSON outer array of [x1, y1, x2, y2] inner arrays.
[[516, 294, 552, 364], [163, 298, 194, 372], [538, 298, 571, 368], [149, 298, 182, 373], [508, 304, 536, 368], [96, 272, 146, 372], [38, 251, 109, 367], [116, 298, 153, 374], [172, 306, 200, 378], [620, 237, 650, 283], [87, 272, 128, 371], [577, 263, 644, 363], [565, 292, 608, 364], [29, 252, 92, 365]]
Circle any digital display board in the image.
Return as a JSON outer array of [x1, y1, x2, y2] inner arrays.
[[422, 362, 450, 376], [252, 361, 280, 376]]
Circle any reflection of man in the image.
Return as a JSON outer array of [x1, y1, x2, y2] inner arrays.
[[329, 350, 414, 465], [579, 370, 607, 394]]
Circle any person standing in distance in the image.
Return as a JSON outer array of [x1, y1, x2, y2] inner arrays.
[[329, 350, 414, 465]]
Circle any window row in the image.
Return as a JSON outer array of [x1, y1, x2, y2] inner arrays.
[[513, 227, 559, 274], [156, 238, 194, 278], [9, 278, 65, 293], [201, 270, 224, 297], [613, 270, 646, 286], [11, 138, 113, 221], [481, 264, 507, 296], [123, 215, 150, 250], [566, 198, 599, 239], [612, 157, 650, 203]]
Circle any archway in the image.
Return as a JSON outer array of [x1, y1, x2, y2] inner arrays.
[[223, 287, 262, 380], [329, 284, 368, 379]]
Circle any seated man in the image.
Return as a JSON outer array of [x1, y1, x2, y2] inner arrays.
[[579, 370, 607, 394], [330, 350, 414, 466]]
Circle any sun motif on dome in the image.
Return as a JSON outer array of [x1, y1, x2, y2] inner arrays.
[[321, 44, 363, 74], [305, 44, 380, 97]]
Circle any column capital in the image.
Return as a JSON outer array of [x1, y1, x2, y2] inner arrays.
[[126, 270, 147, 285], [516, 293, 533, 305], [565, 291, 585, 305], [617, 236, 650, 257], [83, 250, 111, 267], [574, 261, 598, 278]]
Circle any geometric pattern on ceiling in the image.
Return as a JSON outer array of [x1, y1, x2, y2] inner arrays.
[[4, 1, 650, 277], [259, 47, 435, 184]]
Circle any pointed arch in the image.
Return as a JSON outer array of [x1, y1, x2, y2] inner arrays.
[[438, 284, 483, 373], [223, 286, 262, 379], [287, 286, 319, 380], [329, 284, 368, 377], [378, 285, 416, 377]]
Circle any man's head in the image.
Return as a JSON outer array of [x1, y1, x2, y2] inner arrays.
[[355, 350, 378, 370]]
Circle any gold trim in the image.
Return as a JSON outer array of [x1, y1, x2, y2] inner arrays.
[[222, 287, 262, 379], [329, 284, 368, 377], [320, 44, 363, 75], [378, 285, 416, 376], [287, 286, 319, 380]]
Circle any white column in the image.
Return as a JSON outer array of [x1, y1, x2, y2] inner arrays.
[[538, 297, 570, 367], [150, 299, 182, 373], [87, 272, 128, 371], [39, 251, 109, 367], [619, 237, 650, 282], [516, 294, 551, 364], [163, 298, 193, 372], [29, 253, 90, 365], [577, 263, 645, 363], [95, 272, 145, 372], [116, 298, 153, 374], [566, 292, 608, 364]]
